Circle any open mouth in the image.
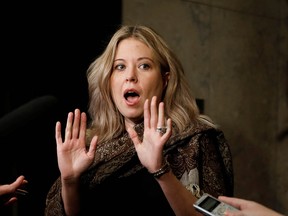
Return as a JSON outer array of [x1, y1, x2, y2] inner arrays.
[[124, 90, 140, 104]]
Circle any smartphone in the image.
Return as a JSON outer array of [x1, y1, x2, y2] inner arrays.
[[193, 193, 239, 216]]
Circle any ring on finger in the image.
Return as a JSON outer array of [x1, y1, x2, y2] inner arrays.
[[156, 127, 167, 135]]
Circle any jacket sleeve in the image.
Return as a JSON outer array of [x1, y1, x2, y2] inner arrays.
[[198, 129, 234, 197], [44, 177, 66, 216], [167, 128, 234, 198]]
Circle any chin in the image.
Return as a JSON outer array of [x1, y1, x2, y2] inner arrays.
[[125, 114, 143, 124]]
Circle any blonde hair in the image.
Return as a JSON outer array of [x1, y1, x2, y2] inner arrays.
[[86, 25, 215, 143]]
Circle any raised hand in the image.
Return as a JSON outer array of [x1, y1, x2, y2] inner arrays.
[[55, 109, 98, 180], [127, 96, 172, 172]]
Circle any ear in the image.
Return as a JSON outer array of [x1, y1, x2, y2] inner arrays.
[[163, 72, 170, 88]]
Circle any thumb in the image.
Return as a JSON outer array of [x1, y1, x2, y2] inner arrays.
[[127, 127, 141, 147]]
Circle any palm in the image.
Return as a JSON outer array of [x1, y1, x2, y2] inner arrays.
[[127, 96, 172, 172], [55, 109, 97, 179]]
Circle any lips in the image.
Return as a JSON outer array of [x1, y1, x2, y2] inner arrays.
[[124, 89, 140, 105]]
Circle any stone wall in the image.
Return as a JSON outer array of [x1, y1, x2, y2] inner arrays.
[[122, 0, 288, 214]]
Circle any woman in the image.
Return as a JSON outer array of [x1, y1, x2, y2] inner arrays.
[[45, 25, 234, 216]]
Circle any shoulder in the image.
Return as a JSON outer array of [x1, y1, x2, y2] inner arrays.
[[165, 118, 226, 152], [172, 117, 223, 141]]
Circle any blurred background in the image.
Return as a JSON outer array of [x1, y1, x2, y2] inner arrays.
[[0, 1, 287, 215]]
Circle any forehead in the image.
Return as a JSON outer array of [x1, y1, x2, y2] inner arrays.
[[115, 38, 154, 58]]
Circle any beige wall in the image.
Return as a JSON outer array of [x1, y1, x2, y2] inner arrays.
[[122, 0, 288, 214]]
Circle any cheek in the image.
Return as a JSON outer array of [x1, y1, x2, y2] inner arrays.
[[144, 78, 164, 95], [110, 77, 120, 99], [110, 74, 121, 87]]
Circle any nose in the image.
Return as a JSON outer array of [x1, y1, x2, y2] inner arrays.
[[125, 68, 138, 82], [126, 76, 137, 82]]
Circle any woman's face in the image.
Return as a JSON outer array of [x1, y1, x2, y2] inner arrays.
[[110, 37, 169, 127]]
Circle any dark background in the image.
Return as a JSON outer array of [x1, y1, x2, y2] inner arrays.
[[0, 2, 122, 215]]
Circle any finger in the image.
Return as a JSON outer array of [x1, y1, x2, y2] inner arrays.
[[127, 127, 141, 147], [78, 112, 87, 141], [65, 112, 74, 140], [55, 121, 63, 145], [150, 96, 158, 128], [12, 176, 25, 187], [4, 197, 17, 206], [143, 99, 150, 129], [72, 109, 82, 138], [224, 211, 243, 216], [161, 118, 172, 139], [157, 102, 165, 128], [87, 136, 98, 157], [218, 196, 242, 209]]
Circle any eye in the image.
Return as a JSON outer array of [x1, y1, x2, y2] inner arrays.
[[139, 63, 151, 70], [114, 64, 126, 71]]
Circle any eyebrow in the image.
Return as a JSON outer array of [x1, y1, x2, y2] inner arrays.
[[114, 57, 154, 62]]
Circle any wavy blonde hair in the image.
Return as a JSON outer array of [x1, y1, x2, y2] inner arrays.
[[86, 25, 215, 144]]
